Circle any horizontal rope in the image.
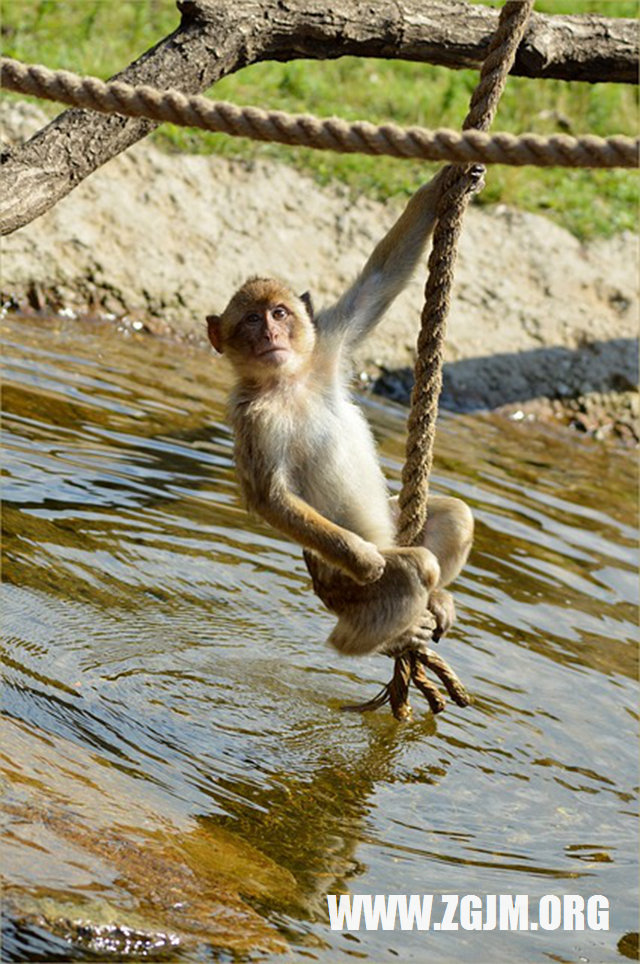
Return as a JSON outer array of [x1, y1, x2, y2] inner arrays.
[[1, 57, 638, 169]]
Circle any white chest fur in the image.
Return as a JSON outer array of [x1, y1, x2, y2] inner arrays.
[[251, 378, 396, 547]]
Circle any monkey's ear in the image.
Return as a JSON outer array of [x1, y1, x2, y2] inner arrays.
[[299, 291, 314, 321], [206, 315, 224, 353]]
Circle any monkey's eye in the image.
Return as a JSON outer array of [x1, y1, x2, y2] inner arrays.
[[272, 306, 289, 321], [244, 313, 262, 326]]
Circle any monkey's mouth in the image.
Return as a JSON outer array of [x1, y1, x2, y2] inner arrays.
[[257, 346, 290, 360]]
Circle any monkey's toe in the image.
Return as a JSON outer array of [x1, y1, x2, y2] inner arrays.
[[428, 588, 456, 642]]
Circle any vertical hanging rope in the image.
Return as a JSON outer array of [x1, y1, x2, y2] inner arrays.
[[397, 0, 535, 548], [316, 2, 535, 721], [368, 0, 535, 720]]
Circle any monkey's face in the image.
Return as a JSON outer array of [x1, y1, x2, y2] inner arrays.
[[232, 302, 299, 365], [207, 278, 316, 381]]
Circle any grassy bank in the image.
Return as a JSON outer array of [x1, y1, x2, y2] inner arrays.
[[2, 0, 637, 238]]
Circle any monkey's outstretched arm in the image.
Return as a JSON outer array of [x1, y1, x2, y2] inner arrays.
[[318, 166, 484, 349], [250, 481, 385, 585], [317, 170, 446, 346]]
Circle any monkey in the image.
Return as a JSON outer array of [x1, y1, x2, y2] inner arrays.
[[206, 166, 480, 655]]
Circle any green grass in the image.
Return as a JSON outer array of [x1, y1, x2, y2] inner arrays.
[[2, 0, 638, 238]]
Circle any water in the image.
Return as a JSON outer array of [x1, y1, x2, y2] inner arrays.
[[1, 312, 637, 962]]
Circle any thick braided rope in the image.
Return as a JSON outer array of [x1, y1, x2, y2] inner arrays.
[[397, 0, 535, 547], [1, 57, 637, 169], [388, 653, 414, 720]]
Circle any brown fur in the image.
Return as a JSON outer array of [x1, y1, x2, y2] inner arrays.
[[304, 546, 440, 655]]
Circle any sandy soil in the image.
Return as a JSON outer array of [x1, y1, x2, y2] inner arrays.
[[2, 100, 638, 443]]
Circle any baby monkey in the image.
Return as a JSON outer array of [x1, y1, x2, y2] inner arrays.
[[207, 168, 478, 655]]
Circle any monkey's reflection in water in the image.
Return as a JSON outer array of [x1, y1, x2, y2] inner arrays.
[[196, 719, 445, 920]]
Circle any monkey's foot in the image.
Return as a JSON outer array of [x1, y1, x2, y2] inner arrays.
[[381, 613, 436, 657], [341, 647, 470, 721]]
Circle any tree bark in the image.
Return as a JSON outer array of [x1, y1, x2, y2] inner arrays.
[[1, 0, 636, 236]]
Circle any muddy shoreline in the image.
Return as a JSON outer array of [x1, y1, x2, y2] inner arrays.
[[2, 100, 638, 444]]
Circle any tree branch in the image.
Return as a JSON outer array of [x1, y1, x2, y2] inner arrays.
[[1, 0, 636, 236]]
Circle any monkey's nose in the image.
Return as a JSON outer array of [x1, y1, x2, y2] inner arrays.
[[264, 326, 280, 344]]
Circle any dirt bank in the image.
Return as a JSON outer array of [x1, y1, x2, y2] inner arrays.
[[2, 100, 637, 443]]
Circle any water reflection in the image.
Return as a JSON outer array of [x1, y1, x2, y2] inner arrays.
[[2, 313, 637, 962]]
